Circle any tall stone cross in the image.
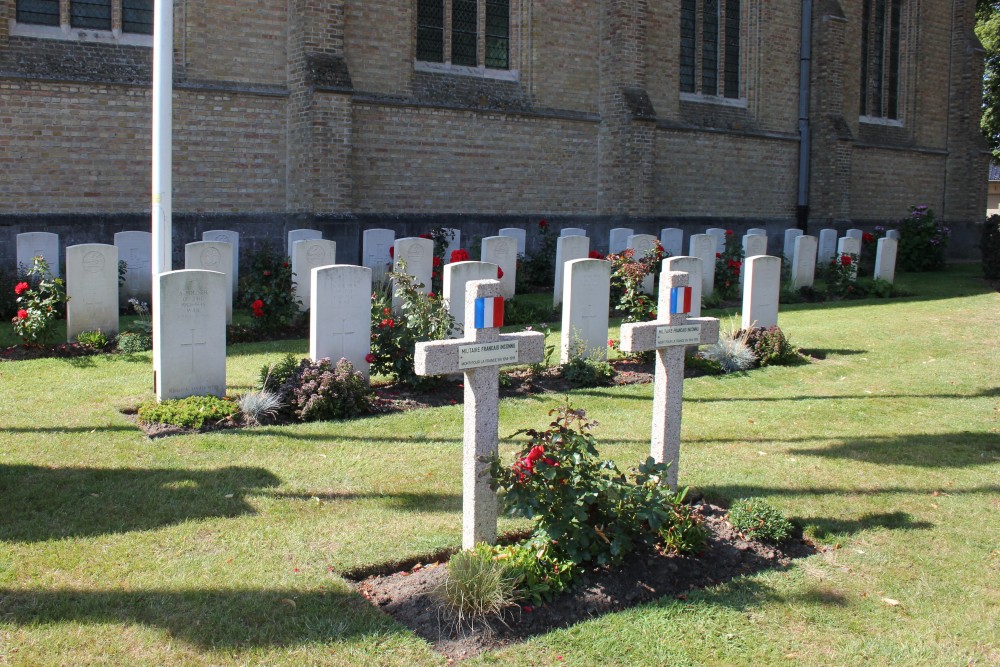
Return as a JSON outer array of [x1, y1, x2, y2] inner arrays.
[[415, 279, 545, 549], [619, 270, 720, 491]]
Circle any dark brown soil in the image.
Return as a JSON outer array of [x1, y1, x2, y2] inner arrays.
[[353, 501, 815, 660], [0, 341, 107, 361]]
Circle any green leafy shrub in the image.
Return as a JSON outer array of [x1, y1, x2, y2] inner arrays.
[[239, 246, 301, 335], [608, 242, 664, 323], [124, 298, 152, 334], [137, 395, 238, 429], [0, 267, 24, 320], [10, 257, 68, 345], [492, 536, 576, 605], [116, 331, 152, 354], [278, 357, 373, 422], [824, 252, 860, 299], [257, 353, 302, 392], [713, 230, 744, 301], [727, 497, 794, 543], [489, 405, 697, 568], [517, 219, 557, 292], [892, 205, 950, 271], [76, 329, 109, 349], [558, 355, 615, 387], [658, 489, 709, 555], [982, 214, 1000, 279], [368, 264, 454, 388], [684, 352, 724, 376], [436, 543, 522, 629], [741, 326, 800, 367]]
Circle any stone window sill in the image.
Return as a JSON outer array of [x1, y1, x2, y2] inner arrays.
[[859, 115, 904, 128], [9, 20, 153, 47], [414, 60, 519, 82], [679, 92, 748, 108]]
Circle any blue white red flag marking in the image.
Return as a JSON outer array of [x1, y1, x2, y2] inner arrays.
[[669, 286, 692, 315], [474, 296, 504, 328]]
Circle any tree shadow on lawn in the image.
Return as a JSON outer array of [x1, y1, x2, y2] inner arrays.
[[0, 586, 399, 650], [793, 511, 935, 540], [260, 489, 461, 513], [0, 465, 281, 543], [793, 431, 1000, 468]]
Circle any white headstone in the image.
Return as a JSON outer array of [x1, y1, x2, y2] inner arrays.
[[886, 229, 901, 241], [663, 256, 704, 318], [481, 235, 517, 298], [498, 228, 527, 256], [553, 235, 590, 307], [185, 241, 234, 325], [746, 228, 767, 237], [845, 228, 864, 241], [203, 230, 240, 295], [741, 255, 781, 330], [874, 237, 898, 283], [818, 229, 838, 265], [66, 244, 119, 341], [153, 269, 227, 400], [741, 234, 769, 287], [689, 234, 717, 296], [791, 235, 818, 289], [292, 239, 337, 312], [783, 229, 804, 259], [627, 233, 658, 294], [362, 228, 395, 283], [706, 228, 726, 253], [444, 261, 501, 337], [310, 265, 372, 378], [561, 227, 587, 237], [560, 258, 611, 363], [114, 231, 152, 307], [837, 237, 862, 280], [619, 271, 720, 490], [393, 237, 435, 308], [442, 228, 462, 263], [659, 228, 684, 257], [414, 280, 545, 548], [16, 232, 60, 277], [609, 227, 634, 255], [287, 229, 322, 254]]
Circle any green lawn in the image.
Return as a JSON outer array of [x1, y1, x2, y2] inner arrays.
[[0, 265, 997, 666]]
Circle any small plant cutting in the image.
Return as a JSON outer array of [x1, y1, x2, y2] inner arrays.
[[10, 257, 67, 346]]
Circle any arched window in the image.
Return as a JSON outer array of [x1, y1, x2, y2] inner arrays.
[[680, 0, 741, 99]]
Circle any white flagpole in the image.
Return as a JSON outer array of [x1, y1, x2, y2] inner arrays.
[[151, 0, 173, 276]]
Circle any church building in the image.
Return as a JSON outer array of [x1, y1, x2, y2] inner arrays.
[[0, 0, 989, 263]]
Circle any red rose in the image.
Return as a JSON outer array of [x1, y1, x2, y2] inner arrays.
[[419, 233, 432, 240], [16, 309, 28, 320], [538, 219, 548, 229], [383, 307, 391, 315], [862, 232, 875, 244], [283, 262, 289, 268], [450, 249, 470, 263], [608, 338, 615, 347], [541, 457, 558, 467], [715, 252, 722, 258], [263, 270, 271, 277], [14, 282, 29, 295], [364, 353, 376, 363], [433, 256, 442, 267], [497, 266, 504, 279], [252, 299, 264, 309], [725, 230, 734, 236], [840, 254, 852, 266], [589, 250, 605, 260], [428, 291, 436, 298], [526, 445, 545, 462], [389, 246, 394, 259]]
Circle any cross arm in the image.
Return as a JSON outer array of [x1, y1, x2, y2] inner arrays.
[[414, 331, 546, 377], [619, 316, 720, 354]]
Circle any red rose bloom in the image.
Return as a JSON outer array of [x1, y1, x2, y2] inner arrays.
[[262, 270, 271, 277], [283, 262, 289, 268], [419, 233, 432, 240], [840, 254, 852, 266], [16, 309, 28, 320], [389, 246, 394, 259], [450, 249, 470, 263], [526, 445, 545, 462], [538, 219, 548, 229], [364, 353, 376, 363], [428, 291, 436, 298], [725, 230, 734, 236], [14, 282, 29, 295], [715, 252, 722, 258], [252, 299, 264, 309], [589, 250, 605, 260], [497, 266, 504, 279], [433, 256, 442, 266]]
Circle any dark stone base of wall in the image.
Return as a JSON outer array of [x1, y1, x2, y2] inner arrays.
[[1, 212, 984, 276]]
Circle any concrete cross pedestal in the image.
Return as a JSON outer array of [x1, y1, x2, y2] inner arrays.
[[415, 279, 545, 549], [619, 270, 719, 490]]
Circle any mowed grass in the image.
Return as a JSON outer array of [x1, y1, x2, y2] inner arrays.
[[0, 264, 997, 666]]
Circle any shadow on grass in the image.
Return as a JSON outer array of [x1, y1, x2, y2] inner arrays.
[[657, 578, 851, 614], [699, 483, 1000, 503], [3, 425, 137, 434], [0, 587, 397, 649], [260, 490, 461, 513], [574, 387, 1000, 403], [0, 465, 281, 543], [793, 431, 1000, 467], [794, 511, 934, 540]]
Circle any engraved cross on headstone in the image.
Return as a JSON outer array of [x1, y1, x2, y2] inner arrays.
[[415, 279, 545, 549], [180, 328, 208, 373], [330, 317, 356, 359], [619, 271, 720, 490]]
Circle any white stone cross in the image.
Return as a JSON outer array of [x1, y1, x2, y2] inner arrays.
[[415, 279, 545, 549], [619, 270, 720, 491]]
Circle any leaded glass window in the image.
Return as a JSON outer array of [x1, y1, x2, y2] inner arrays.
[[679, 0, 741, 99], [485, 0, 510, 69], [451, 0, 478, 66], [71, 0, 112, 30], [417, 0, 445, 63], [16, 0, 60, 26], [860, 0, 903, 119], [122, 0, 153, 35], [416, 0, 511, 70]]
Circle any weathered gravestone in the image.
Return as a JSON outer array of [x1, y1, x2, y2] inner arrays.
[[741, 233, 769, 287], [202, 230, 240, 295], [498, 228, 526, 255], [663, 256, 703, 318], [783, 228, 803, 259], [553, 234, 590, 308], [659, 228, 684, 257], [705, 228, 726, 253], [818, 229, 839, 265], [66, 244, 119, 341], [444, 261, 500, 338], [287, 229, 322, 254], [560, 258, 611, 363], [845, 228, 864, 241], [627, 233, 658, 294], [609, 227, 634, 254], [442, 228, 462, 262], [185, 241, 234, 324], [393, 237, 434, 310], [114, 231, 152, 307], [741, 255, 781, 329], [561, 227, 587, 237], [619, 270, 720, 490], [362, 228, 395, 283], [16, 232, 60, 277], [292, 239, 337, 311], [310, 265, 372, 378], [153, 269, 226, 400], [792, 234, 818, 289], [746, 228, 767, 237], [481, 235, 517, 298], [886, 229, 901, 241], [874, 237, 898, 283], [837, 236, 862, 280], [415, 280, 545, 548], [689, 234, 717, 296]]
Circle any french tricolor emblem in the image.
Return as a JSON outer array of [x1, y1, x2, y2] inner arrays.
[[474, 296, 505, 329], [669, 286, 693, 315]]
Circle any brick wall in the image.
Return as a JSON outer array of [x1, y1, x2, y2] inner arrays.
[[850, 147, 946, 219], [183, 0, 287, 87]]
